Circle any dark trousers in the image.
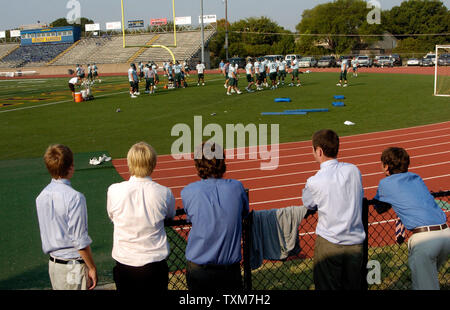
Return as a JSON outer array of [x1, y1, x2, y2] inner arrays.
[[186, 261, 243, 291], [113, 260, 168, 293], [313, 235, 364, 290]]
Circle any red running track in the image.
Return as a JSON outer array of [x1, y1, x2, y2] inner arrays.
[[112, 121, 450, 256]]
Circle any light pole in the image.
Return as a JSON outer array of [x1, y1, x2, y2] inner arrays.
[[200, 0, 205, 64], [225, 0, 229, 60]]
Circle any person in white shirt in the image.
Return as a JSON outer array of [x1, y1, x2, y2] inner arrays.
[[302, 129, 365, 290], [254, 59, 262, 90], [196, 61, 206, 86], [337, 58, 349, 87], [107, 142, 176, 292], [290, 57, 301, 87], [68, 76, 81, 101], [268, 59, 278, 90], [245, 59, 254, 92], [351, 57, 358, 77], [128, 63, 139, 98], [226, 62, 242, 96], [277, 57, 288, 85]]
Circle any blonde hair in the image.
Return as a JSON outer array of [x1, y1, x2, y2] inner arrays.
[[127, 142, 157, 177]]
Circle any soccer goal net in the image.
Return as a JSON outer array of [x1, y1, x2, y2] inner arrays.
[[434, 45, 450, 97]]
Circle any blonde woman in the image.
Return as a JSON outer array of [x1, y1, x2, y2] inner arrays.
[[107, 142, 176, 292]]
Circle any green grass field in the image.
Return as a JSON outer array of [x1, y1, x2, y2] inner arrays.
[[0, 71, 449, 289], [0, 72, 449, 160]]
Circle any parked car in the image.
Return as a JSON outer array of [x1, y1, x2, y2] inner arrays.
[[391, 54, 402, 66], [356, 55, 373, 67], [336, 55, 353, 67], [373, 55, 394, 67], [424, 53, 436, 65], [285, 54, 302, 66], [228, 57, 246, 69], [298, 57, 317, 68], [438, 53, 450, 66], [317, 56, 337, 68], [421, 57, 434, 67], [407, 58, 422, 66], [264, 55, 284, 62]]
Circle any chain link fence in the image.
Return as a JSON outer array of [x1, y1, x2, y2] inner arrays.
[[164, 190, 449, 290]]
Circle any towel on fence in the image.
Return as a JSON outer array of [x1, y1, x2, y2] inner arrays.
[[250, 205, 308, 270]]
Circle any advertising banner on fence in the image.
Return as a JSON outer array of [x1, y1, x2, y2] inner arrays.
[[150, 18, 168, 26], [10, 30, 21, 38], [175, 16, 192, 26], [85, 23, 100, 32], [198, 15, 217, 24], [0, 31, 5, 39], [106, 22, 122, 30], [128, 20, 145, 28]]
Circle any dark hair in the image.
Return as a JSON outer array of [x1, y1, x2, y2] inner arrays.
[[312, 129, 340, 158], [381, 147, 410, 175], [44, 144, 74, 179], [194, 142, 226, 179]]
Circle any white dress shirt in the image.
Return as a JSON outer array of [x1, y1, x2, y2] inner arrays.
[[107, 176, 176, 267], [302, 159, 366, 245]]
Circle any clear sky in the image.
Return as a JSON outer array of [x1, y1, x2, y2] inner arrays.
[[0, 0, 449, 31]]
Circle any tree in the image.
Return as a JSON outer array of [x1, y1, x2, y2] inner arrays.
[[50, 17, 95, 35], [295, 0, 384, 54], [384, 0, 449, 53], [208, 17, 295, 66]]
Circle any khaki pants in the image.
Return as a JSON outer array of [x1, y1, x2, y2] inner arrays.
[[313, 235, 363, 290], [49, 260, 88, 290], [408, 227, 450, 290]]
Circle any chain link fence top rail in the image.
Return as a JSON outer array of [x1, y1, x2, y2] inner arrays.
[[164, 190, 449, 290]]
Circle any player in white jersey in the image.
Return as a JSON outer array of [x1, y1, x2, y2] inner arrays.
[[87, 64, 93, 83], [277, 57, 287, 86], [196, 61, 206, 86], [68, 76, 81, 101], [92, 63, 101, 83], [351, 57, 358, 77], [245, 59, 255, 92], [337, 58, 349, 87], [253, 58, 262, 90], [290, 57, 302, 87], [226, 62, 242, 95], [258, 59, 266, 89], [151, 62, 159, 89], [268, 59, 279, 89], [128, 63, 140, 98], [262, 58, 269, 87]]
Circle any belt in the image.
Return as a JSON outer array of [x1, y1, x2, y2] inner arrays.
[[412, 223, 447, 235], [49, 256, 85, 265]]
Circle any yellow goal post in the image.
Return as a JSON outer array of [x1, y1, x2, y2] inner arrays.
[[120, 0, 177, 63]]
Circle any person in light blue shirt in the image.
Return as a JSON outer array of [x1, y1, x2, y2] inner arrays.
[[181, 142, 249, 291], [373, 147, 449, 290], [36, 144, 97, 290]]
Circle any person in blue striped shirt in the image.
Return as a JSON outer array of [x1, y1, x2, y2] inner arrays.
[[373, 147, 449, 290], [35, 144, 97, 290]]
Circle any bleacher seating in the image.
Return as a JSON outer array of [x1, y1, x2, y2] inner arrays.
[[0, 43, 72, 68], [52, 30, 216, 67], [0, 44, 20, 67]]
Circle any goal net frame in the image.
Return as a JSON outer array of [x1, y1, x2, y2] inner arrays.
[[120, 0, 177, 62], [434, 45, 450, 97]]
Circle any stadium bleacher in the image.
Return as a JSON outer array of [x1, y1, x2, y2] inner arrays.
[[51, 30, 216, 67], [0, 43, 72, 68], [0, 30, 216, 70]]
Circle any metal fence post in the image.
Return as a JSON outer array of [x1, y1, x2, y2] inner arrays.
[[361, 198, 369, 290], [242, 189, 252, 290]]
